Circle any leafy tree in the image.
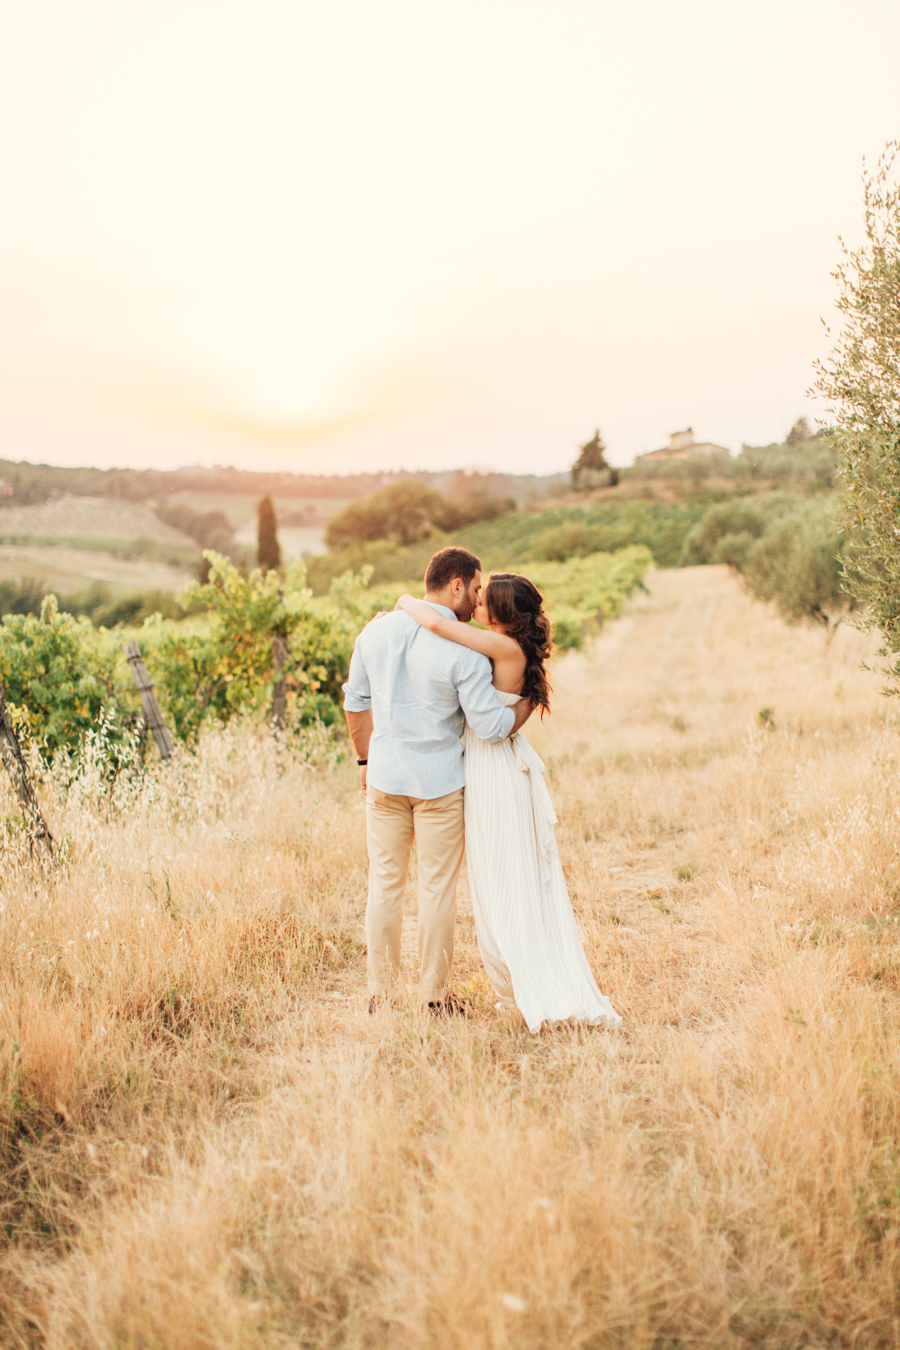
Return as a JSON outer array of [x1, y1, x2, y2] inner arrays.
[[679, 495, 848, 624], [815, 142, 900, 684], [257, 495, 281, 571], [157, 500, 235, 554], [571, 430, 618, 490], [147, 554, 354, 740], [440, 472, 515, 528], [323, 479, 512, 553], [326, 481, 445, 551], [741, 506, 847, 625]]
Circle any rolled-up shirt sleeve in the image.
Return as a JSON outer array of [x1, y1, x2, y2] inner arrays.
[[342, 640, 372, 712], [457, 658, 515, 744]]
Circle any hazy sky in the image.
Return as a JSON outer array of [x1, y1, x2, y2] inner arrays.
[[1, 0, 898, 476]]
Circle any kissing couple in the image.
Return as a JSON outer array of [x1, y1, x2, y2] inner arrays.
[[342, 545, 621, 1033]]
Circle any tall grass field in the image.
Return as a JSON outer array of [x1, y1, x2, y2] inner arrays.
[[1, 565, 899, 1348]]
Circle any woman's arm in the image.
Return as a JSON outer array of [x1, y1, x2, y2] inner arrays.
[[395, 594, 519, 663]]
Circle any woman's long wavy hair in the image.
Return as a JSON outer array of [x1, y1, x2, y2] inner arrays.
[[483, 572, 553, 716]]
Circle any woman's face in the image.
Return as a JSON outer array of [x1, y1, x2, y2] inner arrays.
[[473, 590, 491, 626]]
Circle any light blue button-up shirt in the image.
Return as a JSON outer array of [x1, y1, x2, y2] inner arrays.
[[342, 603, 515, 799]]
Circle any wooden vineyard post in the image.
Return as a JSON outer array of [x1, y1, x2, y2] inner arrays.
[[271, 634, 288, 732], [125, 642, 175, 761], [0, 681, 54, 861]]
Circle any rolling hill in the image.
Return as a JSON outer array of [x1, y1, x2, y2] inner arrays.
[[0, 495, 195, 546]]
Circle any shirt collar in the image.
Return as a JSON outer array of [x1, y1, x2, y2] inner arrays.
[[423, 601, 457, 621]]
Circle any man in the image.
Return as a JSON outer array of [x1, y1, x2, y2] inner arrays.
[[343, 546, 533, 1012]]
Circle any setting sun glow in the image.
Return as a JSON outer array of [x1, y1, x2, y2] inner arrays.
[[1, 0, 898, 474]]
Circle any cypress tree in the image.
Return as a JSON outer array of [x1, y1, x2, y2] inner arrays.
[[257, 495, 281, 571], [572, 430, 618, 490]]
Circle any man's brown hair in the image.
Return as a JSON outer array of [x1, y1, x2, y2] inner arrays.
[[424, 546, 482, 593]]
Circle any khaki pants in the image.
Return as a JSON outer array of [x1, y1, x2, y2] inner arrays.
[[365, 786, 465, 1001]]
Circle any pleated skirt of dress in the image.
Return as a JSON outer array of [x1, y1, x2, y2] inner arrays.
[[462, 701, 621, 1034]]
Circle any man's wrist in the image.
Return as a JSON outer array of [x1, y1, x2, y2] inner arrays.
[[357, 758, 368, 765]]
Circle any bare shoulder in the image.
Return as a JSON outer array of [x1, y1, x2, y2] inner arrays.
[[491, 631, 526, 659], [451, 628, 523, 669]]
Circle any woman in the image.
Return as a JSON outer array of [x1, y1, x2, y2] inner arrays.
[[396, 573, 620, 1034]]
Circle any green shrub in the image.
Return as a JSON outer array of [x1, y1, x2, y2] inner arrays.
[[680, 500, 768, 565], [526, 546, 652, 622], [530, 522, 604, 562], [156, 500, 235, 554], [307, 500, 705, 593], [711, 530, 759, 570], [547, 606, 590, 652], [318, 548, 652, 655], [306, 537, 438, 594], [0, 578, 188, 628], [0, 545, 652, 761], [742, 507, 847, 625], [619, 436, 837, 493], [463, 500, 707, 571], [0, 576, 45, 617], [0, 597, 132, 756], [735, 439, 836, 491], [142, 554, 356, 741], [0, 562, 359, 758], [680, 494, 847, 625]]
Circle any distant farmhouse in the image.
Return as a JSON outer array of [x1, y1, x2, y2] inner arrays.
[[638, 428, 729, 462]]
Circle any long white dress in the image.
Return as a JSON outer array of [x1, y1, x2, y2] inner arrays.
[[463, 691, 621, 1033]]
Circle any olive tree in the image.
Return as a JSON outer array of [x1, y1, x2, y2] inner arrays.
[[816, 142, 900, 686]]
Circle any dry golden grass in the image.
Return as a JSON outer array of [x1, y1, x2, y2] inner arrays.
[[2, 564, 900, 1349]]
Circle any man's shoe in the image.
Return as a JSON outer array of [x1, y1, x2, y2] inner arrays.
[[427, 994, 474, 1018], [368, 995, 385, 1015]]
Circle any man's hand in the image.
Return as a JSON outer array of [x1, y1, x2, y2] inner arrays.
[[359, 763, 368, 795], [511, 699, 536, 734]]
